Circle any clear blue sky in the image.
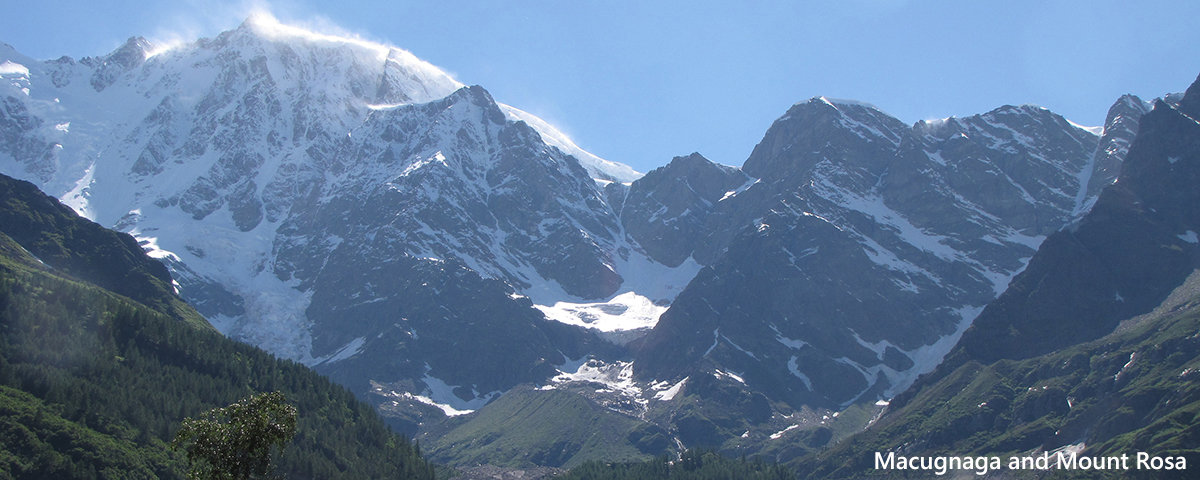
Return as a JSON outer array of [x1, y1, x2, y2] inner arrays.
[[4, 0, 1199, 174]]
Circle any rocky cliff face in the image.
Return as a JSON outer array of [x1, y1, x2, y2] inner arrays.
[[634, 97, 1113, 412], [616, 152, 752, 268], [1081, 94, 1152, 207], [956, 74, 1200, 364]]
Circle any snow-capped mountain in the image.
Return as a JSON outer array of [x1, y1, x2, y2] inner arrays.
[[1, 14, 1154, 460], [426, 93, 1149, 460], [0, 15, 673, 413]]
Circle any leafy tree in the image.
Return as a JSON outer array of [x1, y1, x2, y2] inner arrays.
[[171, 391, 298, 480]]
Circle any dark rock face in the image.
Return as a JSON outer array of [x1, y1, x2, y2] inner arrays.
[[634, 97, 1107, 409], [1083, 94, 1152, 203], [959, 74, 1200, 363], [270, 86, 625, 301], [620, 153, 750, 267], [308, 253, 593, 400]]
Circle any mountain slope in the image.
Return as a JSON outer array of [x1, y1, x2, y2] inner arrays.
[[0, 174, 206, 328], [798, 270, 1200, 479], [425, 384, 668, 469], [466, 94, 1140, 465], [0, 172, 436, 479], [797, 73, 1200, 479], [957, 75, 1200, 364]]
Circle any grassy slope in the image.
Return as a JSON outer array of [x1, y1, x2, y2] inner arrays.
[[559, 448, 795, 480], [426, 385, 663, 469], [797, 273, 1200, 479]]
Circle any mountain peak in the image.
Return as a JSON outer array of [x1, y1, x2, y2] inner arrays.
[[235, 12, 362, 46], [816, 96, 884, 111], [81, 36, 152, 91], [1106, 94, 1154, 126], [1177, 72, 1200, 119], [226, 13, 462, 103], [743, 94, 909, 180]]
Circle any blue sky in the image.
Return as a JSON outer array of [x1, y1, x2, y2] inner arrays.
[[4, 0, 1199, 174]]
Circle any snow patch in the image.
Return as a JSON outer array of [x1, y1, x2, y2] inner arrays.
[[719, 177, 759, 202], [771, 324, 808, 350], [536, 292, 666, 332], [1065, 119, 1103, 136], [704, 328, 720, 356], [314, 337, 366, 364], [422, 371, 502, 414], [769, 424, 800, 440], [851, 330, 899, 361], [0, 61, 29, 76], [500, 104, 641, 183], [827, 305, 984, 405], [787, 356, 813, 391], [532, 256, 702, 341], [818, 96, 882, 111], [883, 305, 984, 398], [714, 369, 746, 384], [552, 359, 644, 401], [555, 352, 590, 374], [134, 234, 181, 262], [409, 393, 475, 417], [652, 377, 688, 401], [1178, 231, 1199, 244], [59, 162, 96, 220], [720, 332, 758, 359], [814, 181, 961, 262]]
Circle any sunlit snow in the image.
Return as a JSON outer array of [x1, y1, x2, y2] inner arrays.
[[651, 377, 687, 401], [0, 60, 29, 76]]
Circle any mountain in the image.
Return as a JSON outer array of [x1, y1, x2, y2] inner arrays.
[[0, 172, 435, 479], [957, 75, 1200, 364], [0, 15, 1161, 469], [0, 14, 675, 425], [423, 93, 1147, 465], [796, 73, 1200, 479], [631, 97, 1112, 413]]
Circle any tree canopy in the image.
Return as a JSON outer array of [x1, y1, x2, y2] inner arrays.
[[172, 391, 297, 480]]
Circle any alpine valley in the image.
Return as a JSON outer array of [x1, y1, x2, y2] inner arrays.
[[3, 14, 1199, 477]]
